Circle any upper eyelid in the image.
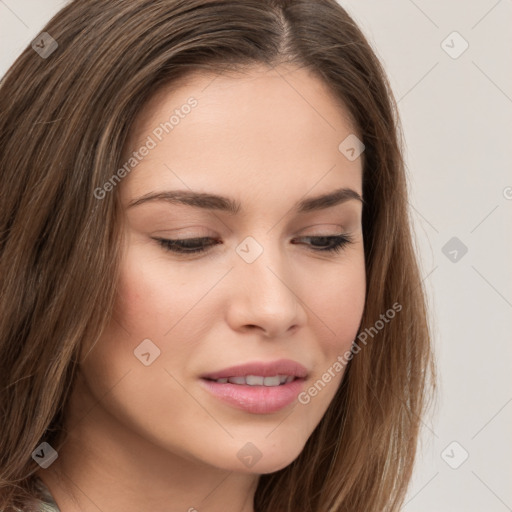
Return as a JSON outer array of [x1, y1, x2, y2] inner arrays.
[[155, 233, 354, 255], [152, 222, 354, 236], [155, 233, 354, 248]]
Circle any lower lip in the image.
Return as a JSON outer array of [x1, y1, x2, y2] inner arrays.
[[200, 378, 306, 414]]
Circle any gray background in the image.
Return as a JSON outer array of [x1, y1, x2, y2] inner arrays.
[[1, 1, 511, 510]]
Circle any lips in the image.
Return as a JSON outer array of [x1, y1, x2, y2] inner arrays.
[[212, 375, 296, 386], [200, 359, 309, 381], [199, 359, 309, 414]]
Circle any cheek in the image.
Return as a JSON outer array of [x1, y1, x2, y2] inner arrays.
[[74, 245, 212, 451], [290, 251, 366, 409], [305, 254, 366, 355], [116, 245, 167, 324], [114, 243, 198, 334], [296, 263, 365, 435], [109, 242, 220, 373]]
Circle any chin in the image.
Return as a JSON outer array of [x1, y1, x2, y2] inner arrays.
[[211, 436, 307, 475]]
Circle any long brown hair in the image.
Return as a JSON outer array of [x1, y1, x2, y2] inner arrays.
[[0, 0, 435, 510]]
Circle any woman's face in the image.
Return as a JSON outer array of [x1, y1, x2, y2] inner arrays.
[[79, 64, 366, 475]]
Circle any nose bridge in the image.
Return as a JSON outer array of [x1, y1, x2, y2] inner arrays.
[[228, 232, 305, 335], [236, 232, 289, 294]]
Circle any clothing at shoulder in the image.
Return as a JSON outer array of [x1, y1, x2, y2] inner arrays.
[[29, 477, 61, 512]]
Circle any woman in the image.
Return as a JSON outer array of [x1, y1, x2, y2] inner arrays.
[[0, 0, 434, 511]]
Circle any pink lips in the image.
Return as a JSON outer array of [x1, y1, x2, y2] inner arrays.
[[201, 359, 308, 380], [200, 359, 308, 414]]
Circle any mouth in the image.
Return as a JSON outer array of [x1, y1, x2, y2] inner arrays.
[[203, 374, 298, 386], [200, 358, 308, 381], [199, 360, 308, 414]]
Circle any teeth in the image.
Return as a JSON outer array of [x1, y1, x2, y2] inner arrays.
[[246, 375, 264, 385], [228, 376, 246, 385], [263, 376, 281, 386], [214, 375, 296, 386]]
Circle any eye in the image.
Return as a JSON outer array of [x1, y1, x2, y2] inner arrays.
[[155, 237, 220, 255], [292, 234, 354, 254], [153, 234, 354, 256]]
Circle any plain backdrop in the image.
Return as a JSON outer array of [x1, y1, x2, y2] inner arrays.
[[1, 1, 511, 510]]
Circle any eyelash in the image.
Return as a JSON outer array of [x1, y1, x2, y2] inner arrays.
[[154, 234, 354, 257]]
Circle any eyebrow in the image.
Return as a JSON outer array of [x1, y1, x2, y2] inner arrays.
[[127, 187, 364, 214]]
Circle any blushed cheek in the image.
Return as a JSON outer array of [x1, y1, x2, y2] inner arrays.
[[113, 246, 173, 333], [113, 246, 205, 339], [322, 263, 366, 356]]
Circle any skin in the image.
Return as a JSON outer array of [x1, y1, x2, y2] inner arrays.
[[36, 64, 366, 512]]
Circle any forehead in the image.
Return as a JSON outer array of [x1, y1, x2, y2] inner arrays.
[[120, 64, 363, 206]]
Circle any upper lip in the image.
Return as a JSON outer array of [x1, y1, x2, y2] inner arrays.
[[201, 359, 309, 380]]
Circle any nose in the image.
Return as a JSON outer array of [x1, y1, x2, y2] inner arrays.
[[225, 239, 307, 338]]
